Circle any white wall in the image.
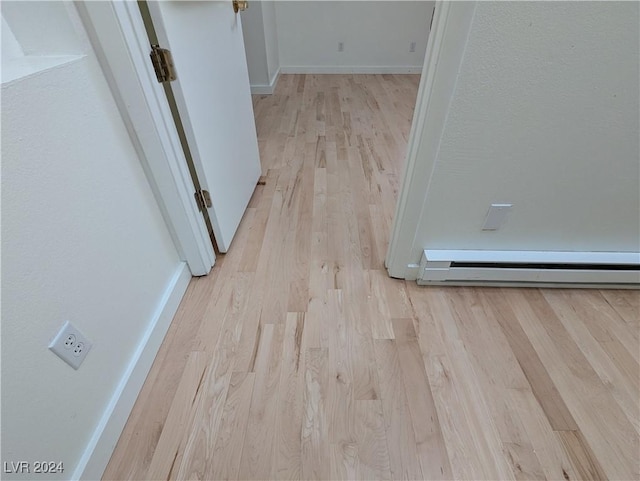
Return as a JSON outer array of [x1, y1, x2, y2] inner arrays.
[[391, 1, 640, 275], [1, 2, 86, 84], [275, 1, 434, 73], [1, 3, 185, 479], [2, 1, 85, 56], [241, 1, 280, 93], [1, 15, 23, 60], [242, 2, 270, 86], [262, 1, 280, 81], [242, 1, 433, 90]]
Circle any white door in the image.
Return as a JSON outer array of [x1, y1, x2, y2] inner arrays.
[[147, 1, 261, 252]]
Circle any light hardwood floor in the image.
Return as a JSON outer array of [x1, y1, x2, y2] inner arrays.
[[103, 74, 639, 481]]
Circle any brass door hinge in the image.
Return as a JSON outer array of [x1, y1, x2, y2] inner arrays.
[[194, 189, 212, 212], [150, 45, 177, 83], [233, 0, 248, 13]]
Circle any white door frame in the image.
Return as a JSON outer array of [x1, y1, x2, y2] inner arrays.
[[385, 1, 477, 279], [76, 1, 215, 276]]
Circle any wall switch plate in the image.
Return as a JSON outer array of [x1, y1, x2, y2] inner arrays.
[[410, 41, 416, 53], [482, 203, 513, 230], [49, 321, 92, 370], [338, 42, 344, 52]]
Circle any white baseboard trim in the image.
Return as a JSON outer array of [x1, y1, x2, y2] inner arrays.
[[250, 67, 281, 95], [279, 65, 424, 75], [73, 263, 192, 481], [251, 85, 273, 95], [403, 263, 421, 281]]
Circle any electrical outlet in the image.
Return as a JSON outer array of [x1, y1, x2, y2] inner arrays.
[[63, 333, 76, 349], [409, 41, 416, 53], [338, 42, 344, 52], [49, 321, 92, 370], [73, 342, 86, 357]]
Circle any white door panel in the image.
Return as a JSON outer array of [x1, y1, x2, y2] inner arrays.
[[148, 1, 261, 252]]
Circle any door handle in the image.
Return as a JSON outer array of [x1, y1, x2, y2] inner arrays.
[[233, 0, 248, 13]]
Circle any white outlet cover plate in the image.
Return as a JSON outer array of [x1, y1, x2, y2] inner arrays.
[[482, 203, 513, 231], [49, 320, 92, 370]]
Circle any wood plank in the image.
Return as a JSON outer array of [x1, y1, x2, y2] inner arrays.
[[392, 320, 452, 480], [350, 400, 392, 480], [368, 203, 389, 269], [452, 289, 531, 390], [378, 271, 413, 319], [407, 285, 516, 481], [347, 142, 378, 269], [273, 313, 306, 480], [208, 371, 255, 480], [506, 289, 638, 481], [330, 400, 391, 480], [239, 168, 277, 272], [373, 339, 423, 480], [301, 347, 331, 480], [238, 322, 286, 479], [367, 270, 395, 340], [600, 290, 639, 327], [146, 351, 210, 481], [323, 289, 356, 445], [555, 290, 639, 364], [287, 142, 314, 313], [446, 290, 548, 480], [542, 290, 640, 433], [174, 274, 253, 479], [557, 430, 608, 481], [482, 289, 579, 431], [507, 389, 580, 481]]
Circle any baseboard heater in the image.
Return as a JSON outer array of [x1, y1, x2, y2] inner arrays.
[[418, 250, 640, 287]]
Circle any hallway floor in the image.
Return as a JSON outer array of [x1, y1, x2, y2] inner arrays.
[[104, 74, 639, 481]]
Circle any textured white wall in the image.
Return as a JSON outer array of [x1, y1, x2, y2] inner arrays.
[[1, 15, 23, 60], [262, 0, 280, 82], [411, 1, 639, 258], [275, 1, 434, 72], [242, 1, 280, 90], [241, 1, 270, 86], [1, 5, 182, 479], [1, 2, 85, 84], [2, 1, 85, 56]]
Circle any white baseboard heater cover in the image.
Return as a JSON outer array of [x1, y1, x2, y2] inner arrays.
[[418, 250, 640, 287]]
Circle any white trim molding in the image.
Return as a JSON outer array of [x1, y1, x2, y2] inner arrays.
[[73, 263, 192, 481], [251, 67, 281, 95], [418, 250, 640, 287], [77, 1, 215, 276], [385, 1, 477, 280], [280, 66, 423, 75]]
